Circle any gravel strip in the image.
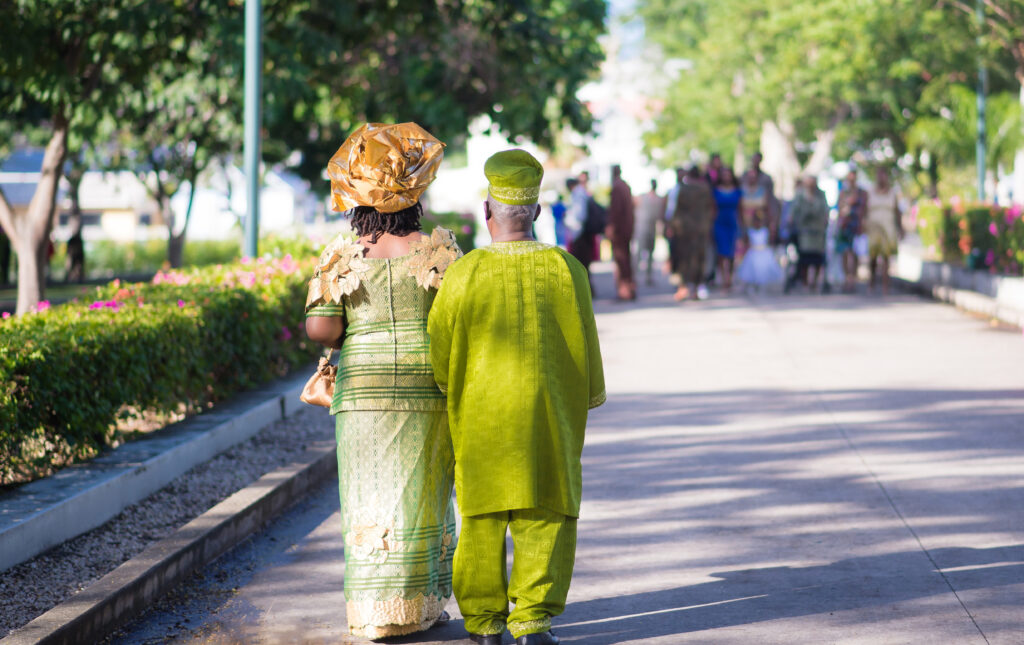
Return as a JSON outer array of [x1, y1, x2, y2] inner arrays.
[[0, 406, 335, 638]]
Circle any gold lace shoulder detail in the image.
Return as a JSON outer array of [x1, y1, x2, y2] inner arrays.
[[306, 234, 370, 309], [407, 227, 462, 290]]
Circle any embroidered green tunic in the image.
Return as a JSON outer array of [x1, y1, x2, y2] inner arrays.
[[427, 241, 606, 519]]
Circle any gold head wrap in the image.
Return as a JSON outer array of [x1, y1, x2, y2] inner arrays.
[[327, 122, 445, 213]]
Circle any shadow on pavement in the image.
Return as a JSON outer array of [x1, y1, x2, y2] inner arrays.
[[556, 545, 1024, 644]]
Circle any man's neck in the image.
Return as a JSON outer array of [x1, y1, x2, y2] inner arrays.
[[491, 231, 536, 243]]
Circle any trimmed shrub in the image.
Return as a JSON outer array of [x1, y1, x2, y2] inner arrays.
[[0, 246, 321, 485], [915, 200, 1023, 275], [424, 211, 477, 252]]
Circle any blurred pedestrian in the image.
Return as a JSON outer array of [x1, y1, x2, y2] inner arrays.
[[712, 167, 742, 291], [739, 167, 768, 257], [836, 167, 868, 292], [551, 192, 568, 249], [607, 164, 636, 300], [429, 149, 605, 645], [749, 152, 780, 237], [705, 152, 725, 187], [866, 166, 902, 295], [566, 177, 590, 282], [666, 166, 715, 301], [304, 122, 458, 640], [736, 212, 784, 289], [633, 179, 663, 286], [786, 175, 830, 293]]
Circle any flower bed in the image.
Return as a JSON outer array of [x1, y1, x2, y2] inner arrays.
[[913, 200, 1024, 275], [0, 245, 321, 485]]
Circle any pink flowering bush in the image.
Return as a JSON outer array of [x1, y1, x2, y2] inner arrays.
[[916, 201, 1024, 275], [0, 241, 321, 485]]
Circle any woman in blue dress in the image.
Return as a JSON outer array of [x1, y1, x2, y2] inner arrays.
[[712, 167, 742, 291]]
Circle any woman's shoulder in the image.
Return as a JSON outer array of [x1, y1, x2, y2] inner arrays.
[[306, 234, 369, 309], [405, 227, 463, 290]]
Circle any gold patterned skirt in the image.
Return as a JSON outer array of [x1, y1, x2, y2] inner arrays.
[[335, 409, 456, 640]]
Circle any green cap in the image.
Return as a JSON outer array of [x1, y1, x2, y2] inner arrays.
[[484, 149, 544, 205]]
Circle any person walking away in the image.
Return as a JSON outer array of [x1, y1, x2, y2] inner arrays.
[[712, 168, 742, 291], [749, 152, 780, 238], [633, 179, 664, 286], [663, 167, 685, 275], [428, 149, 605, 645], [739, 167, 768, 258], [304, 122, 459, 640], [607, 164, 636, 300], [836, 167, 869, 292], [566, 173, 597, 291], [865, 166, 902, 294], [550, 193, 568, 249], [667, 166, 716, 301], [705, 152, 725, 187], [786, 175, 830, 293], [736, 213, 785, 290]]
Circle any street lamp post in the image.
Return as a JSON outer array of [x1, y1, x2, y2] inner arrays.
[[976, 0, 987, 202], [243, 0, 262, 258]]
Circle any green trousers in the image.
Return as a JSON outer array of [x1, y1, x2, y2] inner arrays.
[[454, 508, 577, 638]]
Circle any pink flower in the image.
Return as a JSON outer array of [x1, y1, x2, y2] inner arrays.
[[1, 311, 10, 319], [89, 301, 105, 310], [263, 277, 272, 285], [240, 257, 251, 265], [985, 250, 995, 266], [36, 300, 50, 312], [462, 225, 472, 235], [281, 326, 293, 341], [988, 222, 998, 236], [137, 298, 145, 307], [177, 299, 186, 308]]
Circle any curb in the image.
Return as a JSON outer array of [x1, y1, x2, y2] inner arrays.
[[0, 443, 337, 645], [893, 276, 1024, 328], [0, 368, 312, 573]]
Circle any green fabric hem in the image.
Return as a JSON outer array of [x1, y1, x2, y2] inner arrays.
[[508, 617, 552, 638], [589, 391, 607, 409]]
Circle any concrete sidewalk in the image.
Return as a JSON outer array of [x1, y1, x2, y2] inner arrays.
[[109, 267, 1024, 644]]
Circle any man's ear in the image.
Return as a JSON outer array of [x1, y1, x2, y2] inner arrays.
[[484, 200, 492, 221], [533, 204, 541, 221]]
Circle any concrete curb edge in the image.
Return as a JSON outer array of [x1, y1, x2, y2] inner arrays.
[[894, 276, 1024, 328], [0, 369, 312, 572], [0, 443, 337, 645]]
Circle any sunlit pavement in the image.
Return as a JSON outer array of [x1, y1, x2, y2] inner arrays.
[[109, 262, 1024, 644]]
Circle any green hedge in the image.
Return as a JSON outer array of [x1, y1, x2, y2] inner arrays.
[[424, 211, 477, 252], [914, 201, 1023, 275], [0, 245, 320, 485]]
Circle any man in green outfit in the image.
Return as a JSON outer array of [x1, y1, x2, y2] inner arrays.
[[428, 149, 606, 645]]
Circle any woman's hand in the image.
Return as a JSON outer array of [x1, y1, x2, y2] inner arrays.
[[306, 316, 345, 348]]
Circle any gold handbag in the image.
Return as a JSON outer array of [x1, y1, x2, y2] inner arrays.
[[300, 349, 337, 408]]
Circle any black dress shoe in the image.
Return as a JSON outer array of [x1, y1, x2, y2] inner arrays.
[[516, 631, 560, 645], [469, 634, 503, 645]]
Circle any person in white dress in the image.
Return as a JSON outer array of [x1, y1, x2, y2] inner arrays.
[[736, 214, 784, 289]]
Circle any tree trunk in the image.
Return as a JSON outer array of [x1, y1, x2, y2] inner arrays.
[[65, 164, 86, 283], [14, 120, 69, 314], [760, 120, 801, 201], [168, 231, 186, 268]]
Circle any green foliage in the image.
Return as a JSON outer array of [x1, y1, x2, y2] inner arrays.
[[636, 0, 1018, 170], [424, 211, 477, 252], [0, 250, 320, 485], [915, 200, 1024, 274]]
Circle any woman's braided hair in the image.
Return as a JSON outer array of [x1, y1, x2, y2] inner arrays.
[[348, 203, 423, 244]]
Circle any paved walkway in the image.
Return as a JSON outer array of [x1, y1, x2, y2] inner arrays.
[[108, 266, 1024, 644]]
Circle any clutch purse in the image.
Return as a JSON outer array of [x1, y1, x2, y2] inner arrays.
[[300, 349, 337, 408]]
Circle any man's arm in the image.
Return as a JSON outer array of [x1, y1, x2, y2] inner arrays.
[[427, 277, 456, 394]]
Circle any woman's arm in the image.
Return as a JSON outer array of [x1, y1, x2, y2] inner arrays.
[[306, 316, 344, 348]]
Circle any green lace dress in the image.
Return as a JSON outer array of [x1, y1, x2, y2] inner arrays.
[[305, 229, 461, 640]]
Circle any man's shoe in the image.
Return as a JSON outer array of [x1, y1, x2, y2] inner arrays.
[[516, 631, 560, 645], [469, 634, 503, 645]]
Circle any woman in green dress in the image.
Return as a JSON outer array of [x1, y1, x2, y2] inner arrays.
[[305, 122, 461, 640]]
